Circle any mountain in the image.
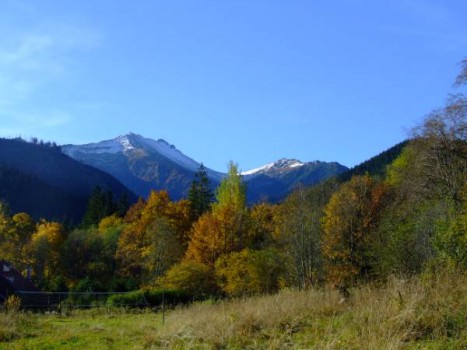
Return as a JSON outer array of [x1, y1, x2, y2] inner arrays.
[[336, 140, 409, 183], [63, 134, 347, 203], [62, 133, 223, 200], [0, 138, 137, 222], [242, 158, 348, 202]]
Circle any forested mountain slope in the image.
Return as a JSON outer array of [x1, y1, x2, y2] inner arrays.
[[0, 138, 136, 222]]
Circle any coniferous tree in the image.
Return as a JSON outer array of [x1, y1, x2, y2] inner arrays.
[[116, 193, 130, 217], [188, 164, 213, 222], [82, 187, 118, 227]]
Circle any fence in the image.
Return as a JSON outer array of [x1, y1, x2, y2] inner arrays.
[[13, 290, 149, 311]]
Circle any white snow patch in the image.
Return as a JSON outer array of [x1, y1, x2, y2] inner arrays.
[[62, 133, 225, 180], [136, 135, 201, 172], [241, 162, 275, 175], [241, 159, 305, 176], [289, 161, 304, 168], [116, 135, 135, 152]]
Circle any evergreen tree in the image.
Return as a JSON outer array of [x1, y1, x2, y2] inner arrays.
[[82, 187, 118, 227], [188, 164, 213, 221], [116, 193, 130, 217]]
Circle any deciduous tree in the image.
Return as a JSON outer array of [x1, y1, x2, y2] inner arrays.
[[322, 176, 387, 288]]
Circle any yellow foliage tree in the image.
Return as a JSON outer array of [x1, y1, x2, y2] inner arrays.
[[157, 260, 217, 299], [26, 220, 65, 289], [322, 175, 386, 289], [215, 248, 284, 297], [116, 191, 190, 286], [185, 162, 249, 266]]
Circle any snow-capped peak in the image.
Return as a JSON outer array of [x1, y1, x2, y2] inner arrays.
[[242, 158, 305, 176], [62, 133, 224, 180], [128, 133, 202, 172]]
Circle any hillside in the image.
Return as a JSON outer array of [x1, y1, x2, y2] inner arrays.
[[337, 140, 409, 182], [246, 160, 348, 203], [0, 138, 137, 222]]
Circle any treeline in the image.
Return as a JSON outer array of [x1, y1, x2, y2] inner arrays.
[[4, 136, 62, 152], [0, 61, 465, 297]]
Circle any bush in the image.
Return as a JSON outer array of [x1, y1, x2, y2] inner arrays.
[[215, 248, 285, 297], [4, 295, 21, 313], [106, 290, 192, 308], [106, 291, 147, 308], [145, 290, 192, 307], [157, 261, 218, 299]]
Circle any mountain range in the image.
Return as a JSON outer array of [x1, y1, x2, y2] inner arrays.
[[62, 133, 348, 203], [0, 133, 409, 222]]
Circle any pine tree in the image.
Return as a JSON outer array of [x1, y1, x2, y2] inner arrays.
[[188, 164, 213, 222], [82, 187, 118, 227]]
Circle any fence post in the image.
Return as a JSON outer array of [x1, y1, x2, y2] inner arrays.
[[162, 290, 165, 325]]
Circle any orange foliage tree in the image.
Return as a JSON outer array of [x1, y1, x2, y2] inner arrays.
[[322, 175, 387, 289]]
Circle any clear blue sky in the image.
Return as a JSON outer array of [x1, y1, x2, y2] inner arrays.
[[1, 0, 466, 172]]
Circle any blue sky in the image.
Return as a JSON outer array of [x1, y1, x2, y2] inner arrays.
[[1, 0, 466, 172]]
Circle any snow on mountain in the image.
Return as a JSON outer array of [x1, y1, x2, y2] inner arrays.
[[242, 158, 305, 176], [134, 135, 201, 173], [63, 133, 224, 180], [62, 134, 348, 203]]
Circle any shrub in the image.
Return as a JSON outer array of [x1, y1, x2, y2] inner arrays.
[[145, 290, 192, 307], [215, 248, 285, 297], [157, 261, 218, 299], [4, 295, 21, 313], [106, 291, 147, 308]]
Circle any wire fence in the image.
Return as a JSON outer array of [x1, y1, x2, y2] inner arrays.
[[12, 290, 150, 311]]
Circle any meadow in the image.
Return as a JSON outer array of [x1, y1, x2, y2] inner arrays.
[[1, 270, 465, 350]]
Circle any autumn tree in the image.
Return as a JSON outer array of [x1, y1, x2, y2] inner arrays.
[[11, 213, 35, 268], [142, 217, 183, 281], [411, 103, 466, 205], [0, 207, 36, 270], [373, 148, 439, 276], [62, 228, 112, 290], [274, 184, 334, 289], [115, 191, 189, 287], [215, 248, 284, 297], [157, 260, 218, 299], [374, 60, 467, 275], [186, 162, 249, 266], [248, 202, 277, 249], [26, 220, 66, 290], [0, 202, 13, 262], [322, 175, 387, 289]]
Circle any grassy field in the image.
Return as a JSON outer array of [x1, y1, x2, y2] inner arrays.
[[1, 271, 465, 350]]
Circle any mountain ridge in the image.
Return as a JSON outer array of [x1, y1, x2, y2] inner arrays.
[[62, 133, 348, 203], [0, 138, 137, 222]]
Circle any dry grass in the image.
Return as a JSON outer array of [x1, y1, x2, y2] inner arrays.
[[153, 271, 466, 349]]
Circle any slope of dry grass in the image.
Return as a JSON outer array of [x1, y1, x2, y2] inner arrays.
[[153, 271, 466, 349]]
